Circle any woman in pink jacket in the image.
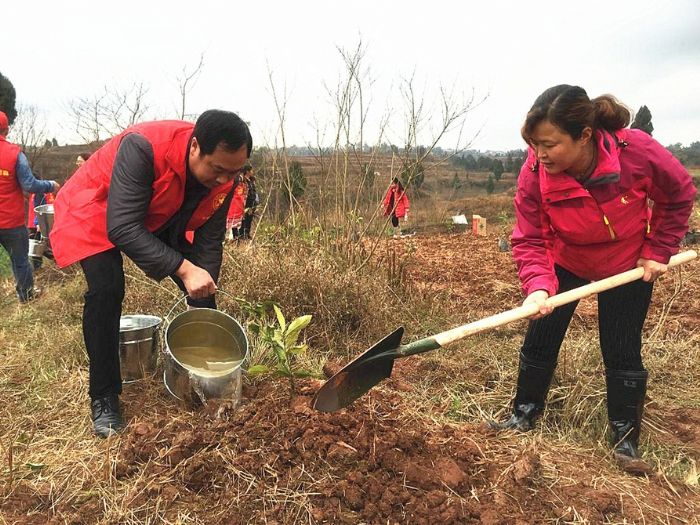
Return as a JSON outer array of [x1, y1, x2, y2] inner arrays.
[[491, 85, 695, 474], [383, 177, 410, 237]]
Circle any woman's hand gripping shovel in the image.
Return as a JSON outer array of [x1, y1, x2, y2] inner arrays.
[[312, 250, 697, 412]]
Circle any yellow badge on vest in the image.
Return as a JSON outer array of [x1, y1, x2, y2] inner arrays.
[[213, 192, 227, 211]]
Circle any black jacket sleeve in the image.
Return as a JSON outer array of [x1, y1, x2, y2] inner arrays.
[[106, 133, 184, 280]]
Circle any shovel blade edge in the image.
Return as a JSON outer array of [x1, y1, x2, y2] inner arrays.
[[312, 326, 404, 412]]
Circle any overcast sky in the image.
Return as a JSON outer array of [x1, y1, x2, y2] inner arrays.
[[4, 0, 699, 151]]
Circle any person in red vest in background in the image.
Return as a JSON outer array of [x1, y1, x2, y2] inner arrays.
[[226, 164, 251, 240], [0, 111, 60, 302], [51, 110, 252, 437], [382, 177, 410, 237]]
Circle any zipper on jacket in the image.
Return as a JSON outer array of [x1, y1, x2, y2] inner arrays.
[[603, 214, 616, 240]]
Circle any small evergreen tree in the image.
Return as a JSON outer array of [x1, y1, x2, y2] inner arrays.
[[401, 161, 424, 190], [477, 155, 492, 171], [464, 154, 477, 170], [492, 159, 504, 181], [486, 175, 495, 194], [287, 161, 306, 200], [631, 105, 653, 135], [0, 71, 18, 125]]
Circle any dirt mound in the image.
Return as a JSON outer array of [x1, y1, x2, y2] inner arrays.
[[83, 378, 696, 524]]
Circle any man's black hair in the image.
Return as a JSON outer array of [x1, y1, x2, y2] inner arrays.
[[193, 110, 252, 157]]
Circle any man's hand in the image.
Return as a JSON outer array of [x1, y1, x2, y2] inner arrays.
[[175, 259, 217, 300], [52, 181, 61, 193], [636, 258, 667, 282], [523, 289, 552, 319], [403, 212, 409, 223]]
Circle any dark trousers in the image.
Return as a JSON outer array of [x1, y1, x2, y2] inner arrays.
[[521, 265, 653, 371], [241, 213, 254, 239], [0, 226, 34, 301], [80, 249, 125, 399]]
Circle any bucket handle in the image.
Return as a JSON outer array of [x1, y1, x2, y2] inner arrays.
[[162, 289, 238, 328]]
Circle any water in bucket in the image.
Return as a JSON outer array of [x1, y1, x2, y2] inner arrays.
[[164, 308, 248, 406]]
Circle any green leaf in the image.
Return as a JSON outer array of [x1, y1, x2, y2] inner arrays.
[[25, 462, 46, 471], [273, 304, 286, 331], [284, 315, 312, 348], [288, 344, 307, 355], [247, 364, 270, 375]]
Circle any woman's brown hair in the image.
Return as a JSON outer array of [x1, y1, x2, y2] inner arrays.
[[521, 84, 631, 143]]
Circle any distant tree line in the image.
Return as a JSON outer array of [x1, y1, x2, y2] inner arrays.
[[667, 142, 700, 167], [451, 150, 526, 180]]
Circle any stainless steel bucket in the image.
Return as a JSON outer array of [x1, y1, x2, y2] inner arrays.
[[28, 239, 45, 258], [164, 307, 248, 407], [34, 204, 54, 256], [34, 204, 54, 237], [119, 315, 162, 383]]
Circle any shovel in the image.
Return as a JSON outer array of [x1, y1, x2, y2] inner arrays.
[[312, 250, 697, 412]]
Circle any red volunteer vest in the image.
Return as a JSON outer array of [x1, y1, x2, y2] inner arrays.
[[227, 182, 248, 221], [50, 121, 234, 267], [0, 136, 25, 229]]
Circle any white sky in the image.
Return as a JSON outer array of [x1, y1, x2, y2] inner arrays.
[[4, 0, 699, 151]]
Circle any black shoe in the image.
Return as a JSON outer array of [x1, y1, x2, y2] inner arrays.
[[18, 288, 42, 303], [91, 395, 124, 438], [489, 352, 556, 432]]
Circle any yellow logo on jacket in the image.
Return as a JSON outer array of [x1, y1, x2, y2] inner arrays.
[[0, 169, 10, 177], [621, 195, 629, 205], [213, 192, 227, 211]]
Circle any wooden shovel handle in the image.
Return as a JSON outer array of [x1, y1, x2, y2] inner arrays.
[[435, 250, 697, 347]]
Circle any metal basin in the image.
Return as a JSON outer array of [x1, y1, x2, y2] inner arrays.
[[119, 315, 162, 383], [164, 308, 248, 408]]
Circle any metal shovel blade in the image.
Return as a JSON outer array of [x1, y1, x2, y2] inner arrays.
[[312, 326, 404, 412]]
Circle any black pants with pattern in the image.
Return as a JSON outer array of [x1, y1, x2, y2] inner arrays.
[[521, 264, 653, 371]]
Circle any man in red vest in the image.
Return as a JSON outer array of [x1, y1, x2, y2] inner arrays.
[[0, 111, 60, 302], [51, 110, 252, 437]]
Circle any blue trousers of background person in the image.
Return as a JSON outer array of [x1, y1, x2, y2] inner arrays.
[[0, 225, 35, 302]]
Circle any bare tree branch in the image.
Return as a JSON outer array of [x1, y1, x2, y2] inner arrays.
[[177, 53, 205, 120]]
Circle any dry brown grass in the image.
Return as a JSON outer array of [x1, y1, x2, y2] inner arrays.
[[1, 190, 699, 523]]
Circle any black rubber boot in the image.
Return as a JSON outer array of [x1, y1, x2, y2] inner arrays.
[[91, 395, 125, 438], [606, 369, 652, 475], [490, 353, 556, 432]]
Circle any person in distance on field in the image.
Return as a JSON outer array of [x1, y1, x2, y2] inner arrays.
[[382, 177, 410, 238], [490, 85, 695, 474], [50, 110, 252, 438], [240, 167, 258, 240], [226, 164, 251, 241]]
